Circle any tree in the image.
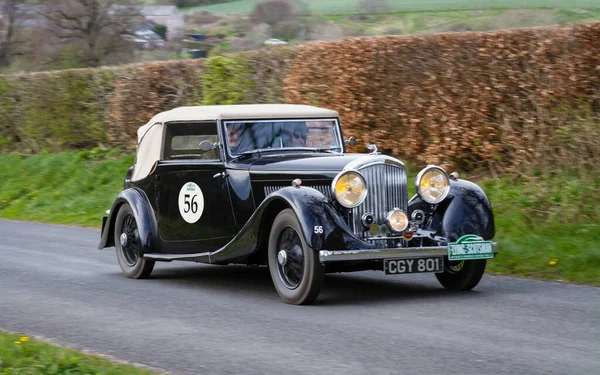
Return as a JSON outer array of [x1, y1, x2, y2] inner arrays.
[[0, 0, 24, 67], [250, 0, 296, 27], [40, 0, 141, 67]]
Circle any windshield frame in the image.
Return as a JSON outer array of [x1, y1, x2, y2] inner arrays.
[[222, 117, 344, 160]]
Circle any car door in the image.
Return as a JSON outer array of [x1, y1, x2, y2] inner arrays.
[[155, 121, 237, 253]]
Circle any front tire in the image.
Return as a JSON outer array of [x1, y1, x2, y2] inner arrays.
[[114, 203, 155, 279], [435, 259, 486, 290], [268, 209, 324, 305]]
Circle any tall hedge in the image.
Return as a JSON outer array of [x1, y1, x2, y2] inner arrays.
[[0, 23, 598, 171], [0, 69, 115, 152], [108, 60, 205, 148], [285, 23, 600, 171], [203, 47, 296, 105]]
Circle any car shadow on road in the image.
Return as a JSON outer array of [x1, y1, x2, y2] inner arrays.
[[148, 263, 485, 306], [318, 273, 486, 306]]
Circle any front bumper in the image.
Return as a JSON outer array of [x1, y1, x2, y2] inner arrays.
[[319, 243, 498, 262]]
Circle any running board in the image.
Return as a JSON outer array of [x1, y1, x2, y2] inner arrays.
[[144, 252, 211, 263]]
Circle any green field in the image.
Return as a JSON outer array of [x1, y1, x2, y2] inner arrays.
[[0, 150, 597, 285], [186, 0, 600, 14], [322, 8, 600, 35]]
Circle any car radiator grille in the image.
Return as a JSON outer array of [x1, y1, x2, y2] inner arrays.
[[351, 163, 408, 241]]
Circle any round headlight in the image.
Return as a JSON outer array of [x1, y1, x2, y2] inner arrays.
[[332, 171, 367, 208], [416, 166, 450, 204], [386, 209, 409, 233]]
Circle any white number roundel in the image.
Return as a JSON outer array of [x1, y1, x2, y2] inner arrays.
[[178, 182, 204, 223]]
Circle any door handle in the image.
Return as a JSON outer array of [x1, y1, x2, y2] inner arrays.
[[213, 172, 227, 179]]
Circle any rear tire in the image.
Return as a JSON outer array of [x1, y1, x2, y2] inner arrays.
[[268, 209, 324, 305], [114, 203, 155, 279], [435, 259, 486, 290]]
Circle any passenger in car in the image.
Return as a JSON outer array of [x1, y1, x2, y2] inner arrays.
[[227, 123, 247, 154]]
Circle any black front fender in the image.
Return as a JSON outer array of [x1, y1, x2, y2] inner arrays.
[[409, 179, 495, 242], [209, 186, 371, 264], [97, 188, 159, 255], [272, 187, 372, 251]]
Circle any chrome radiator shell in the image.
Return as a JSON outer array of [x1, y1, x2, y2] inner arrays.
[[349, 160, 408, 238]]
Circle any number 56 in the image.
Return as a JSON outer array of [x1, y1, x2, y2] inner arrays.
[[314, 226, 323, 234]]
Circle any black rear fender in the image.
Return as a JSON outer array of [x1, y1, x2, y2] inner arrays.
[[97, 188, 158, 255]]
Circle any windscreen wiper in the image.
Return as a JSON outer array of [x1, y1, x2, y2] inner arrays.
[[232, 147, 319, 160]]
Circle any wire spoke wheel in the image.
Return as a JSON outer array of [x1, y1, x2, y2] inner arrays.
[[276, 227, 305, 289], [268, 209, 324, 305], [114, 203, 155, 279], [121, 214, 140, 267]]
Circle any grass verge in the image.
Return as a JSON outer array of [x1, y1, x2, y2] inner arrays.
[[0, 150, 598, 285], [0, 149, 133, 227], [0, 331, 160, 375]]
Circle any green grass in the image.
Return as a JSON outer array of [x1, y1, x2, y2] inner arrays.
[[0, 151, 598, 285], [0, 331, 160, 374], [184, 0, 600, 15], [0, 149, 133, 227], [481, 174, 600, 284]]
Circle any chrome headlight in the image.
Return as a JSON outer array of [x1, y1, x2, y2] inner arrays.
[[415, 165, 450, 204], [386, 209, 409, 233], [332, 171, 367, 208]]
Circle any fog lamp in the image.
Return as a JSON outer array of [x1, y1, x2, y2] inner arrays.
[[386, 209, 409, 233]]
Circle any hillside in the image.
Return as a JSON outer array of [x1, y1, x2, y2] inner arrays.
[[185, 0, 600, 15]]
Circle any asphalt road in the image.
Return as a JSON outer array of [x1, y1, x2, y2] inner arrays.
[[1, 219, 599, 375]]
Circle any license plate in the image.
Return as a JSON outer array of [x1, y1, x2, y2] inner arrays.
[[448, 235, 494, 261], [384, 257, 444, 275]]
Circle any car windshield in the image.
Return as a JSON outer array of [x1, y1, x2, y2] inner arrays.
[[225, 119, 342, 156]]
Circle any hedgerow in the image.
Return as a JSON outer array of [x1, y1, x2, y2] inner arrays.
[[0, 23, 598, 172], [284, 23, 600, 171]]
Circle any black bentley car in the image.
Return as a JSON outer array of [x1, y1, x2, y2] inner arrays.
[[98, 104, 498, 304]]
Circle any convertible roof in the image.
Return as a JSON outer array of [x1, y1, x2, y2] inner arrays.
[[137, 104, 338, 140], [149, 104, 337, 123], [131, 104, 339, 181]]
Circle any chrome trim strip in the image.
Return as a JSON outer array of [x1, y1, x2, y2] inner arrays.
[[319, 243, 498, 262]]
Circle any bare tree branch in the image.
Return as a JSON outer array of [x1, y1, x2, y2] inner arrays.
[[40, 0, 141, 67]]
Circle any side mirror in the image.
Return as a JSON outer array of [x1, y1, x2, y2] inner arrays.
[[199, 140, 215, 152], [344, 136, 356, 146]]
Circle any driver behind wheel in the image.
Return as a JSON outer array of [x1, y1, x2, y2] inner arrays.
[[283, 122, 309, 147]]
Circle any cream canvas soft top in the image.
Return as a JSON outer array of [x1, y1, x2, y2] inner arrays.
[[132, 104, 340, 181]]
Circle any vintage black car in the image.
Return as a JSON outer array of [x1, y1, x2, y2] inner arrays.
[[98, 104, 498, 304]]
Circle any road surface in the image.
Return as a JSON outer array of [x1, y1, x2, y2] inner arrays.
[[0, 219, 598, 374]]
